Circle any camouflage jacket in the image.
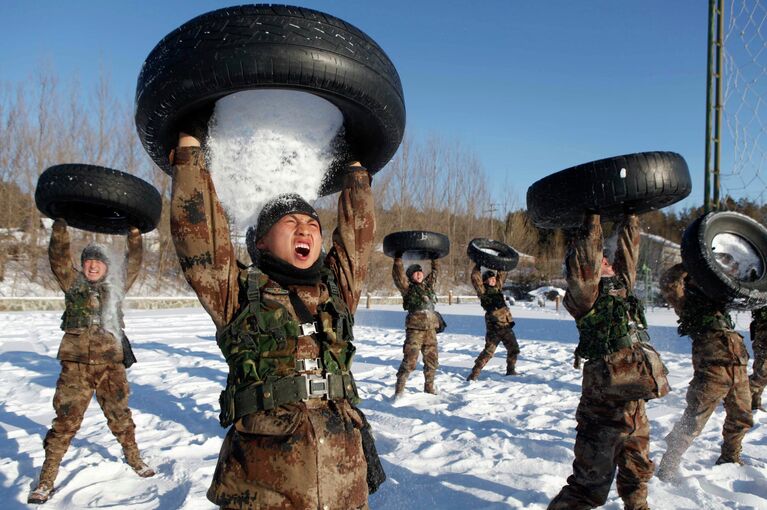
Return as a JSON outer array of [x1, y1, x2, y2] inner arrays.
[[171, 147, 374, 329], [392, 257, 441, 330], [661, 263, 749, 366], [471, 264, 513, 326], [49, 219, 142, 364], [170, 145, 374, 392], [564, 214, 646, 359], [171, 147, 375, 509]]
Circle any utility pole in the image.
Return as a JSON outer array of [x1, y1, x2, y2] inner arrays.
[[484, 203, 498, 238], [704, 0, 724, 212]]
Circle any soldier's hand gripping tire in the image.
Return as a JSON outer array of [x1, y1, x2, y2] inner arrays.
[[526, 151, 691, 229], [135, 4, 406, 195], [467, 238, 519, 271], [681, 211, 767, 309], [383, 230, 450, 259], [35, 164, 162, 234]]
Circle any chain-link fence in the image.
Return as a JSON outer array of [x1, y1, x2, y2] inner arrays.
[[722, 0, 767, 203]]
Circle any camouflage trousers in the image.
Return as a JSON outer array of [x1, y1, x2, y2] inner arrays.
[[395, 328, 439, 393], [470, 323, 519, 377], [209, 400, 368, 510], [548, 396, 653, 510], [749, 334, 767, 409], [38, 361, 140, 486], [659, 363, 752, 472]]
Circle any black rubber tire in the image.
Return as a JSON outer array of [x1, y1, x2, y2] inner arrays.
[[466, 238, 519, 271], [383, 231, 450, 259], [135, 4, 405, 195], [681, 211, 767, 309], [526, 152, 691, 229], [35, 164, 162, 234]]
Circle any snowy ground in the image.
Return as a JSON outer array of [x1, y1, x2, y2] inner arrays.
[[0, 302, 765, 509]]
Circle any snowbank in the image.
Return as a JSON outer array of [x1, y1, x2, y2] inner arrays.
[[0, 305, 763, 509]]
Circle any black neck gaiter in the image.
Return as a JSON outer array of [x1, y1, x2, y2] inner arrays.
[[257, 251, 324, 287]]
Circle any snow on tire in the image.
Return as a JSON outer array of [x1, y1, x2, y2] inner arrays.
[[135, 4, 406, 195], [526, 151, 691, 229], [681, 211, 767, 309], [467, 238, 519, 271], [383, 231, 450, 259]]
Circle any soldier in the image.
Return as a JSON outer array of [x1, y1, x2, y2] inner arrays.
[[169, 131, 376, 509], [392, 258, 441, 396], [466, 266, 519, 380], [749, 306, 767, 412], [548, 213, 655, 510], [28, 219, 153, 505], [656, 263, 753, 481]]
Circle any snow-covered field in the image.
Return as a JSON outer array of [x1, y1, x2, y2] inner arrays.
[[0, 303, 765, 509]]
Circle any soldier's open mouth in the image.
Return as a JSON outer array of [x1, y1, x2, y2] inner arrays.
[[295, 242, 311, 259]]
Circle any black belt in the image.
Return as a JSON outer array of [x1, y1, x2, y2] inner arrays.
[[233, 372, 357, 417]]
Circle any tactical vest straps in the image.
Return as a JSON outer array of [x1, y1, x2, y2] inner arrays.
[[575, 282, 647, 360], [217, 264, 359, 427], [403, 283, 437, 313], [246, 269, 261, 307], [324, 267, 342, 302], [480, 288, 507, 313], [678, 284, 734, 336]]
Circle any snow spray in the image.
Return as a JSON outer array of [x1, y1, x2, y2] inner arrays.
[[206, 89, 344, 234], [99, 245, 126, 342]]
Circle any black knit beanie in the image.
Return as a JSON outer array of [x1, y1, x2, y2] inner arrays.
[[81, 244, 110, 266], [482, 270, 497, 281], [246, 193, 321, 263], [406, 264, 423, 280]]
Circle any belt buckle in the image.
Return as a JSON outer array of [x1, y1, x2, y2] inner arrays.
[[303, 375, 329, 399], [300, 322, 317, 336], [296, 358, 322, 372]]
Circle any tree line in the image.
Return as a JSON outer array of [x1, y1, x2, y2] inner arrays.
[[1, 69, 765, 297]]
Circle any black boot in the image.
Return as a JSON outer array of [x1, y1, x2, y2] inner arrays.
[[506, 355, 518, 375]]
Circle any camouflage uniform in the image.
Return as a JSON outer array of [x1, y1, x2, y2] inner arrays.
[[548, 214, 654, 510], [749, 307, 767, 410], [392, 258, 441, 395], [34, 219, 146, 491], [170, 147, 375, 510], [467, 265, 519, 379], [656, 264, 753, 479]]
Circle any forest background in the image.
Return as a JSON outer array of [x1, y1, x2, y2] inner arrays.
[[1, 72, 766, 299]]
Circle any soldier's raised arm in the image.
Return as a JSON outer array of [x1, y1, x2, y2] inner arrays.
[[470, 264, 485, 296], [324, 164, 375, 313], [48, 218, 76, 291], [170, 135, 240, 330], [392, 256, 409, 294], [563, 213, 602, 319], [426, 257, 440, 287], [496, 270, 508, 289], [660, 263, 687, 316], [124, 227, 143, 292], [612, 213, 641, 290]]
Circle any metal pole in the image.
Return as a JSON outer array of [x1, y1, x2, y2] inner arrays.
[[713, 0, 724, 210], [704, 0, 716, 213]]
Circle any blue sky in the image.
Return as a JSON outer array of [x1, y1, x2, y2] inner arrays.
[[1, 0, 711, 210]]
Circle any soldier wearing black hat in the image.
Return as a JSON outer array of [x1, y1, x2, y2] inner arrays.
[[392, 256, 441, 396], [28, 219, 152, 504], [168, 130, 379, 509], [466, 265, 519, 380]]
